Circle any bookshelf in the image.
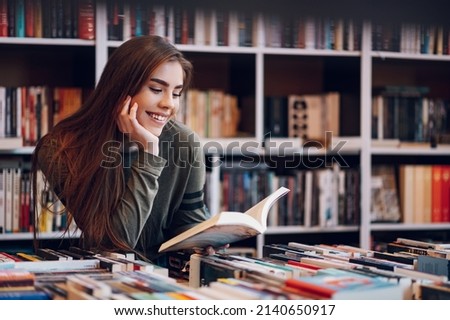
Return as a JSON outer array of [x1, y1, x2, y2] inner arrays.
[[1, 0, 450, 255], [368, 18, 450, 248]]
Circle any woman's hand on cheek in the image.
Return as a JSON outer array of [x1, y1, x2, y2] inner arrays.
[[117, 96, 159, 155]]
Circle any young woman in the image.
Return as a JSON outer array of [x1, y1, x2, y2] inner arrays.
[[32, 35, 212, 261]]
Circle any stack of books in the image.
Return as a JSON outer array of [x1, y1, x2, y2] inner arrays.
[[187, 238, 450, 300], [1, 237, 450, 299]]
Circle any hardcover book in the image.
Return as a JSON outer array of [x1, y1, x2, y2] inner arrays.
[[285, 268, 404, 299], [158, 187, 290, 253]]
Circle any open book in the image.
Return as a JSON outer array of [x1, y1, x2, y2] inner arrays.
[[158, 187, 290, 253]]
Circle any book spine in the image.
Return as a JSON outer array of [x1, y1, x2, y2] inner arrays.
[[0, 169, 4, 234], [36, 248, 65, 260], [432, 165, 443, 222], [68, 246, 96, 258], [14, 0, 25, 37], [4, 168, 12, 233], [24, 0, 33, 37], [78, 0, 95, 40], [441, 165, 450, 222], [95, 256, 125, 272], [16, 252, 42, 261], [0, 252, 21, 262], [6, 0, 14, 37], [0, 0, 7, 37]]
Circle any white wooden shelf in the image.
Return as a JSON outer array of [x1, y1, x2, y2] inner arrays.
[[265, 225, 359, 235], [0, 147, 35, 155], [371, 146, 450, 156], [0, 230, 81, 241], [107, 40, 362, 57], [370, 223, 450, 232], [0, 38, 95, 46], [372, 51, 450, 61]]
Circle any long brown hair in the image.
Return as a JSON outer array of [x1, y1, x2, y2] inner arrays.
[[31, 35, 193, 253]]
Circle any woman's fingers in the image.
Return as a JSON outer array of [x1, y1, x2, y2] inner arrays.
[[129, 102, 138, 122], [120, 96, 131, 115], [117, 97, 130, 132], [201, 244, 229, 255], [205, 246, 215, 255], [117, 97, 137, 134]]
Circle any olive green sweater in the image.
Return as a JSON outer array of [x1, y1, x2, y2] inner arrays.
[[38, 120, 210, 261]]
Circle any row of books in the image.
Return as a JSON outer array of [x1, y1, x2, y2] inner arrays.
[[0, 85, 87, 148], [1, 238, 450, 299], [0, 247, 182, 300], [0, 0, 95, 40], [0, 166, 30, 234], [0, 267, 191, 300], [263, 15, 361, 51], [108, 3, 450, 55], [399, 164, 450, 224], [385, 238, 450, 298], [0, 247, 164, 272], [371, 86, 450, 144], [0, 246, 290, 300], [3, 1, 450, 56], [219, 166, 360, 228], [371, 164, 450, 224], [372, 22, 450, 55], [178, 89, 240, 138], [0, 165, 71, 234], [188, 237, 450, 299], [265, 92, 340, 147], [108, 1, 362, 50], [110, 1, 254, 47]]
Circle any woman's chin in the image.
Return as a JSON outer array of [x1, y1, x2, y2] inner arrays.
[[147, 127, 163, 137]]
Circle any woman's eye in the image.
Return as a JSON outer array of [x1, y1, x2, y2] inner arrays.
[[173, 93, 182, 98], [150, 88, 162, 94]]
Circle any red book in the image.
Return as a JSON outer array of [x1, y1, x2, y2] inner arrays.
[[0, 0, 7, 37], [281, 284, 327, 299], [285, 272, 403, 299], [78, 0, 95, 40], [431, 165, 443, 222], [441, 165, 450, 222], [181, 8, 188, 44], [129, 1, 136, 36], [0, 252, 22, 262], [24, 0, 33, 37], [286, 260, 323, 270], [284, 277, 335, 298]]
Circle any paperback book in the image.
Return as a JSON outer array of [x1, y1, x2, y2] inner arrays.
[[159, 187, 290, 253]]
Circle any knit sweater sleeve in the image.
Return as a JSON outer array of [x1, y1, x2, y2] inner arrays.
[[36, 138, 166, 249], [111, 151, 167, 248], [167, 134, 211, 237]]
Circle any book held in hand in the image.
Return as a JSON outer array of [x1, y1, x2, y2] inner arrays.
[[158, 187, 290, 253]]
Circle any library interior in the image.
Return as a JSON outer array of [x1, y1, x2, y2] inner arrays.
[[0, 0, 450, 300]]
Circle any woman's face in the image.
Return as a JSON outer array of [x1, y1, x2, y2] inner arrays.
[[131, 60, 184, 137]]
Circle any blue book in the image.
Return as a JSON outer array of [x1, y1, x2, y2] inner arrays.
[[0, 290, 50, 300], [417, 255, 450, 278], [0, 261, 15, 270], [134, 3, 142, 36], [15, 0, 25, 37], [286, 268, 404, 299]]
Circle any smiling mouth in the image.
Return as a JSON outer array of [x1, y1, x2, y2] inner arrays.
[[146, 112, 169, 122]]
